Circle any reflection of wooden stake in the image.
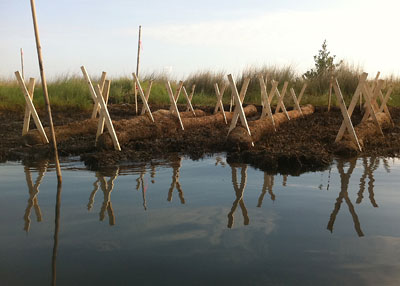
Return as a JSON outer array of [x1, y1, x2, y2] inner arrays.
[[228, 164, 249, 228], [257, 173, 275, 207], [167, 157, 185, 204], [24, 161, 48, 232], [98, 168, 119, 226], [327, 159, 364, 237], [15, 71, 49, 143]]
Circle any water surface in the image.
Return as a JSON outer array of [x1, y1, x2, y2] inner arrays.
[[1, 155, 400, 285]]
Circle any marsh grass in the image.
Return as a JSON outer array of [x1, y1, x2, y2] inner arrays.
[[1, 65, 399, 111]]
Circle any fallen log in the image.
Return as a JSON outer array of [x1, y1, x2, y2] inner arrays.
[[23, 110, 206, 146], [227, 104, 315, 150], [98, 105, 257, 149], [334, 112, 392, 155]]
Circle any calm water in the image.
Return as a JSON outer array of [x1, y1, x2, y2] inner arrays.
[[1, 155, 400, 285]]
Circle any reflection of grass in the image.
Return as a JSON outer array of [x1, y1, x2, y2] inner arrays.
[[1, 66, 399, 111]]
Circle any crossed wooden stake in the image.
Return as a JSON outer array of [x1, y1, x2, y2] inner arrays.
[[15, 71, 49, 143], [258, 75, 276, 130], [333, 72, 391, 151], [87, 168, 119, 226], [167, 157, 185, 204], [228, 164, 249, 228], [165, 81, 185, 130], [185, 85, 196, 112], [23, 161, 48, 232], [214, 82, 227, 124], [81, 66, 121, 151], [227, 74, 253, 146]]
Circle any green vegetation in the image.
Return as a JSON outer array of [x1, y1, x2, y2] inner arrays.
[[1, 42, 399, 111]]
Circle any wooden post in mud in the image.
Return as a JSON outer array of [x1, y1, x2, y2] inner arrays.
[[335, 72, 368, 143], [91, 72, 107, 118], [186, 85, 196, 112], [271, 80, 290, 120], [15, 72, 49, 143], [182, 86, 196, 116], [132, 73, 154, 122], [297, 82, 307, 104], [328, 76, 333, 111], [165, 81, 184, 130], [258, 75, 275, 130], [290, 88, 303, 116], [21, 77, 36, 135], [30, 0, 62, 181], [135, 25, 142, 115], [275, 81, 288, 114], [214, 83, 227, 124], [332, 79, 362, 151], [94, 84, 121, 151], [227, 74, 253, 146], [95, 79, 111, 143], [20, 48, 25, 81], [140, 80, 154, 115]]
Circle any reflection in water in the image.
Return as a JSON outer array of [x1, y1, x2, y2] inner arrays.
[[23, 160, 48, 232], [136, 166, 148, 210], [327, 159, 364, 237], [257, 173, 275, 207], [168, 156, 185, 204], [228, 164, 249, 228], [51, 179, 62, 286], [87, 168, 120, 226], [327, 157, 386, 237]]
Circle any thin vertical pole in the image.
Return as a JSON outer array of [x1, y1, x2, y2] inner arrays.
[[135, 25, 142, 115], [30, 0, 62, 182], [20, 48, 25, 81]]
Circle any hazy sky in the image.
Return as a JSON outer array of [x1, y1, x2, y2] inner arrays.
[[1, 0, 399, 80]]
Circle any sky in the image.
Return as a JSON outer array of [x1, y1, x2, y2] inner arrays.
[[1, 0, 400, 80]]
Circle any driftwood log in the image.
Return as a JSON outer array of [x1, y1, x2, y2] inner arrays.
[[227, 104, 315, 150], [335, 112, 392, 155]]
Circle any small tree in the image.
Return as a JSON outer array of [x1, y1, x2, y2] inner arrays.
[[304, 40, 342, 95]]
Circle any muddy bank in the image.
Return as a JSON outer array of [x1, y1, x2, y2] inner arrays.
[[1, 103, 400, 174]]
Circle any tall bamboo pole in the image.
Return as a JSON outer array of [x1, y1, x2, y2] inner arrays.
[[20, 48, 25, 81], [30, 0, 62, 182], [134, 25, 142, 115]]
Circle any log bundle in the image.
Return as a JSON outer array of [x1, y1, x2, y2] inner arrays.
[[335, 112, 392, 155], [227, 104, 315, 150]]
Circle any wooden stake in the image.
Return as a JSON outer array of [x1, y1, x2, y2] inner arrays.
[[15, 71, 48, 143], [272, 80, 290, 120], [30, 0, 62, 181], [169, 81, 183, 112], [140, 80, 154, 115], [335, 72, 368, 142], [96, 79, 111, 143], [135, 25, 142, 115], [22, 78, 36, 135], [258, 75, 276, 130], [297, 83, 307, 104], [185, 85, 196, 112], [133, 73, 154, 122], [92, 71, 107, 118], [360, 81, 384, 136], [268, 80, 279, 104], [239, 78, 251, 103], [332, 79, 362, 151], [227, 74, 253, 146], [81, 66, 99, 119], [165, 81, 184, 130], [214, 83, 227, 124], [94, 84, 121, 151], [275, 81, 288, 114], [290, 88, 303, 116], [182, 86, 196, 116], [20, 48, 25, 81]]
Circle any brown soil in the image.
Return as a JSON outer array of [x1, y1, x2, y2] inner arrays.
[[1, 103, 400, 174]]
